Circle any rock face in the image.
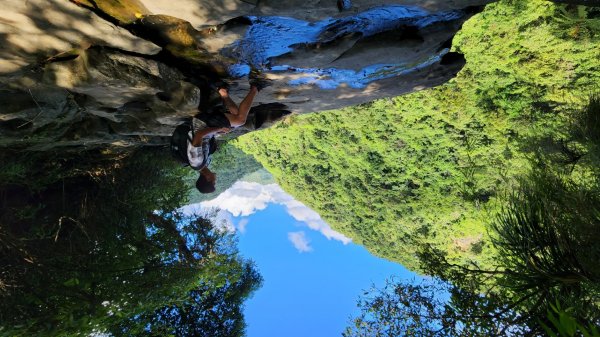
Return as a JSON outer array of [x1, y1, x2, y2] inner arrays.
[[0, 0, 593, 151]]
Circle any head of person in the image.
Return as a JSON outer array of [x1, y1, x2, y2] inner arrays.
[[196, 167, 217, 194]]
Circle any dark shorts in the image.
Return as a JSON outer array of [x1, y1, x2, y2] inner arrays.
[[195, 109, 231, 128]]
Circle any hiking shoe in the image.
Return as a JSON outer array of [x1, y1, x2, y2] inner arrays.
[[249, 77, 273, 92], [249, 68, 273, 91], [209, 80, 230, 91]]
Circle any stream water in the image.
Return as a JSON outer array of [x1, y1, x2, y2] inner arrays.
[[225, 5, 466, 88]]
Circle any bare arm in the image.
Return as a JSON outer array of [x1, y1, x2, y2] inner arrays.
[[191, 127, 230, 146]]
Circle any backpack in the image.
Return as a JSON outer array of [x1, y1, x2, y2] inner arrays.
[[170, 118, 217, 169]]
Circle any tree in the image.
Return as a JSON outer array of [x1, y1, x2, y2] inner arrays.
[[113, 258, 262, 337], [344, 278, 530, 337], [108, 212, 263, 337], [0, 149, 262, 336], [489, 170, 600, 323]]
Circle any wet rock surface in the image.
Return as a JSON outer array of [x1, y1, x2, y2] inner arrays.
[[0, 0, 594, 151]]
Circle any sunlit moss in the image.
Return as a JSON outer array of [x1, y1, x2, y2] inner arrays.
[[70, 0, 149, 25]]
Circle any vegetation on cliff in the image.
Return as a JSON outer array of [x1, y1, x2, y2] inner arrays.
[[345, 116, 600, 335]]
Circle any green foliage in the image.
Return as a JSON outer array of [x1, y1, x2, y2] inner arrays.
[[236, 0, 600, 270], [0, 149, 115, 192], [543, 302, 600, 337], [238, 101, 501, 270], [567, 94, 600, 174], [351, 102, 600, 334], [0, 148, 262, 336], [347, 159, 600, 337], [344, 278, 531, 337], [491, 169, 600, 313], [113, 258, 262, 337], [240, 168, 276, 185]]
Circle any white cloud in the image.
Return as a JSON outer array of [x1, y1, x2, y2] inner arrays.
[[198, 181, 290, 217], [285, 201, 352, 244], [237, 218, 250, 234], [288, 231, 312, 253], [184, 181, 352, 245]]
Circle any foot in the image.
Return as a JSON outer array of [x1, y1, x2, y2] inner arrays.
[[249, 69, 273, 92]]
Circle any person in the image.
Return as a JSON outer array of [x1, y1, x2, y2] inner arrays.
[[191, 79, 270, 194]]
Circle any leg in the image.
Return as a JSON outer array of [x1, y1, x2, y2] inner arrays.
[[198, 83, 213, 113], [221, 87, 259, 127], [217, 88, 240, 115]]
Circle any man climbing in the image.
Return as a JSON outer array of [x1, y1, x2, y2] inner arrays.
[[190, 79, 270, 194], [70, 0, 284, 193]]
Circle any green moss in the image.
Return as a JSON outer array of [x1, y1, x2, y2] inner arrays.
[[70, 0, 149, 25]]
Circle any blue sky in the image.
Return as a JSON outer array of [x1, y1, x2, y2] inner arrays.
[[183, 181, 417, 337]]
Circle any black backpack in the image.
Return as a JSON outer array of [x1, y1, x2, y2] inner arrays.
[[170, 118, 217, 169]]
